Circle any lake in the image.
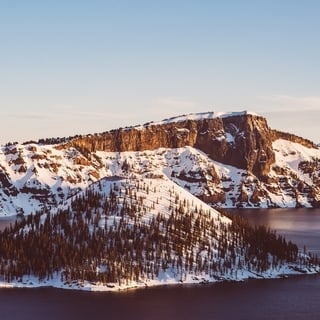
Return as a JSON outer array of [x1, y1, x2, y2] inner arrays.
[[0, 208, 319, 320], [227, 208, 320, 256]]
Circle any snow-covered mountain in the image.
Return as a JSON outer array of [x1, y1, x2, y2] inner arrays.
[[0, 111, 319, 217], [0, 110, 319, 291]]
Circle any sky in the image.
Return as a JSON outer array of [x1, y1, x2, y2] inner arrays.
[[0, 0, 320, 144]]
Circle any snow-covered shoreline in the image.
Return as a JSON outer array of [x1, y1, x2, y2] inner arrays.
[[0, 264, 318, 292]]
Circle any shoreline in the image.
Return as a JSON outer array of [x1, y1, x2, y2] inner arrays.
[[0, 264, 318, 293]]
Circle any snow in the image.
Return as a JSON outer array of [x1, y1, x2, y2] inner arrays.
[[225, 132, 235, 144], [1, 135, 320, 218], [0, 263, 318, 292], [0, 138, 319, 217], [0, 138, 320, 291], [138, 111, 260, 128], [273, 139, 320, 180]]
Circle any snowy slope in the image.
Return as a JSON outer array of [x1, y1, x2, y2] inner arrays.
[[0, 110, 320, 217], [0, 173, 317, 292]]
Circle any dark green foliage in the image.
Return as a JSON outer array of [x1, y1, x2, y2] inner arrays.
[[228, 214, 299, 272], [0, 181, 314, 285]]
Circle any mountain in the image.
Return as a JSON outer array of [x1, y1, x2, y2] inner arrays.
[[0, 111, 319, 217], [0, 110, 319, 290], [0, 174, 315, 291]]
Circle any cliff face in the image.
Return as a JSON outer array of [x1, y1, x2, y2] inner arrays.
[[194, 114, 275, 177], [61, 112, 275, 178]]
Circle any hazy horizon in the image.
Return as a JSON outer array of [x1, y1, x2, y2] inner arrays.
[[1, 1, 319, 144]]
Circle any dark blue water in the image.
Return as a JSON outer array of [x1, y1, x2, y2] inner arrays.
[[0, 208, 319, 320], [228, 208, 320, 255], [0, 275, 319, 320]]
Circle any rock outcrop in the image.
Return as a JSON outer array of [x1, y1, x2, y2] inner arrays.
[[59, 112, 275, 178]]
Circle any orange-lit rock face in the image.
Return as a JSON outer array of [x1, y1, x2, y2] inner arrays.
[[63, 113, 275, 178]]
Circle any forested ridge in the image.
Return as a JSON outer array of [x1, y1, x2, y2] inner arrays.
[[0, 176, 316, 287]]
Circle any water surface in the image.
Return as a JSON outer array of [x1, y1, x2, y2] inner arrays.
[[227, 208, 320, 255], [0, 208, 319, 320], [0, 275, 319, 320]]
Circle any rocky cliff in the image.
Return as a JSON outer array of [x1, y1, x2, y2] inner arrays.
[[59, 111, 275, 178]]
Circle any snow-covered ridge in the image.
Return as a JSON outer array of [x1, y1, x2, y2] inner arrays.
[[0, 137, 320, 217], [137, 110, 260, 129], [5, 111, 261, 146]]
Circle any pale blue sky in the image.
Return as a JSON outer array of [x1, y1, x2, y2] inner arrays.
[[1, 0, 320, 144]]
